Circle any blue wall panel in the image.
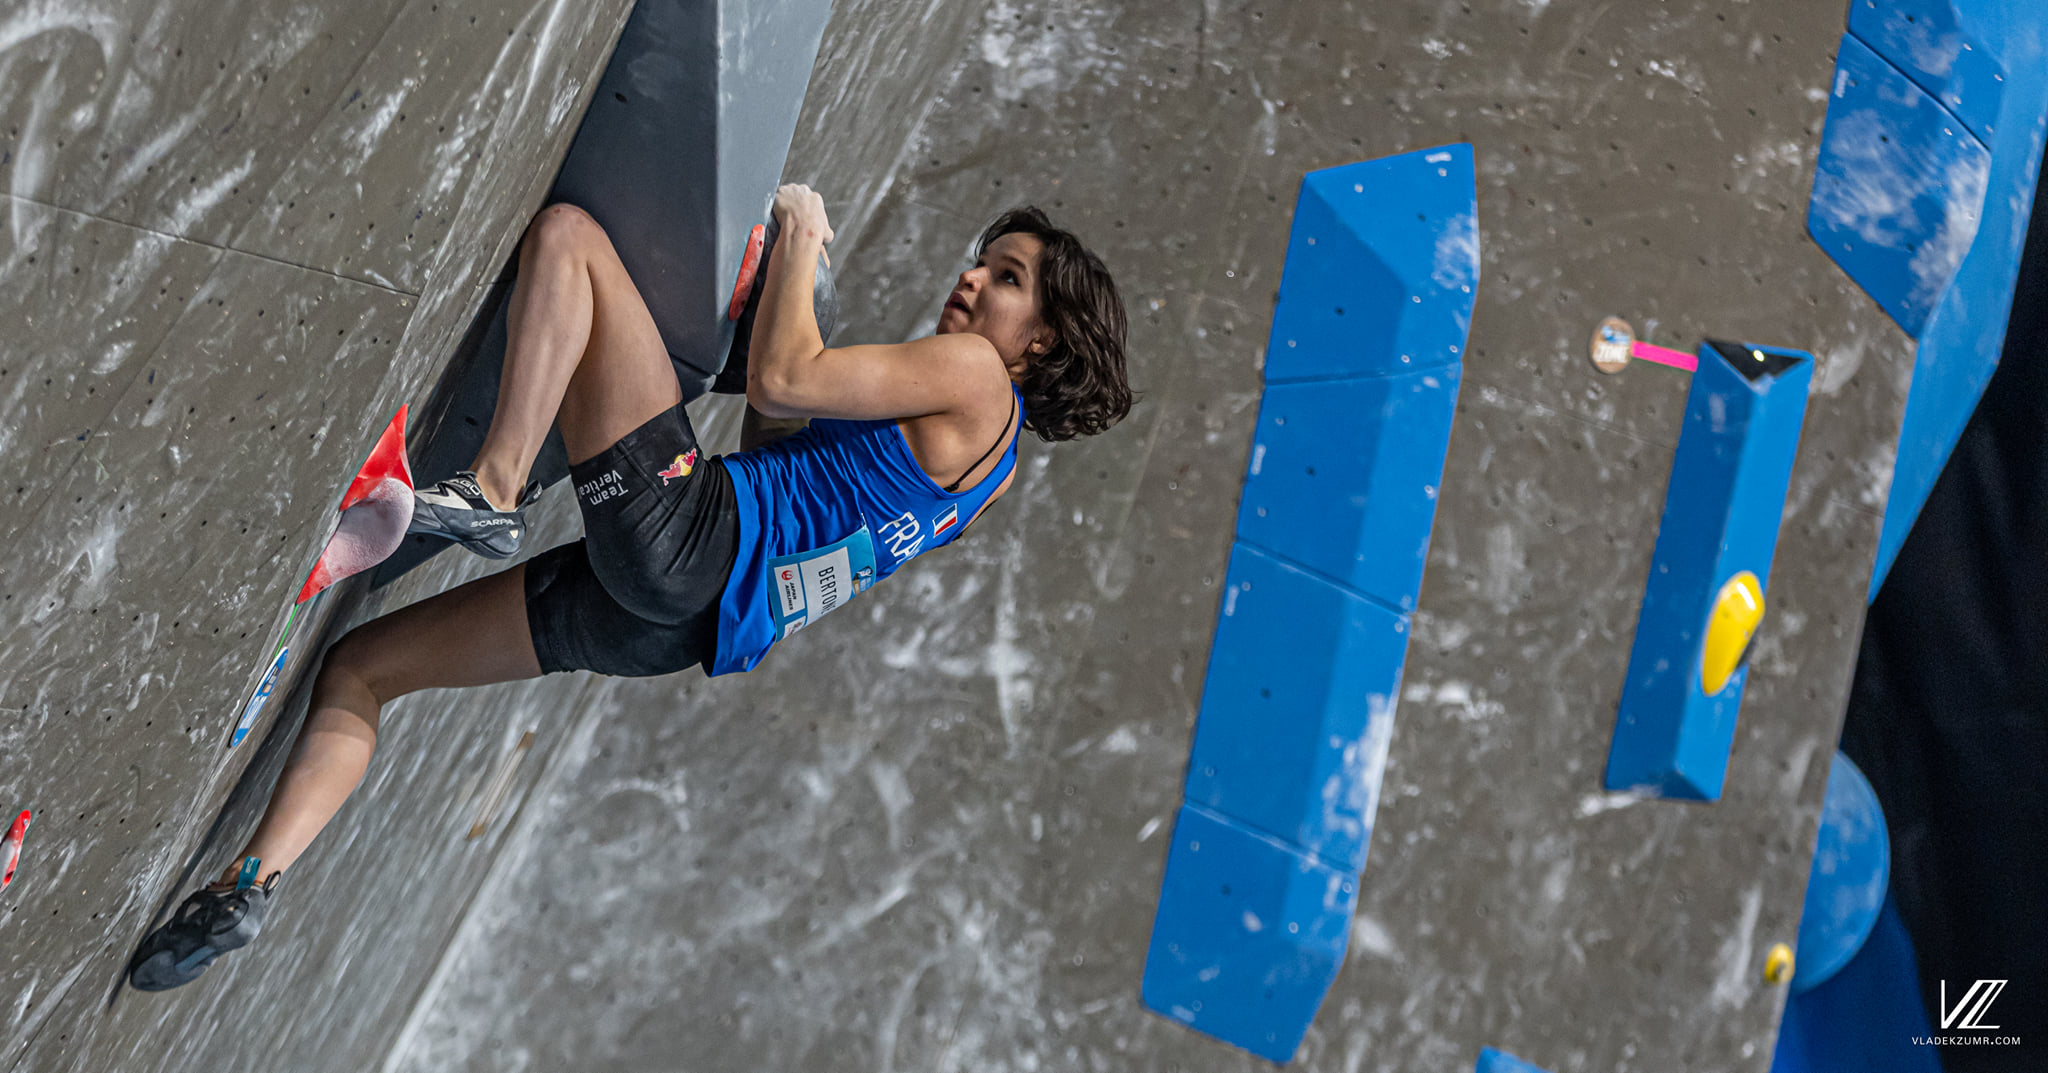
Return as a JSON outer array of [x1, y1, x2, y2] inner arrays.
[[1144, 144, 1477, 1064], [1873, 7, 2048, 592], [1847, 0, 2007, 143], [1803, 0, 2048, 597], [1807, 34, 1991, 340]]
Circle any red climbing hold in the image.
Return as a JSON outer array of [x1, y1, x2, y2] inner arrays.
[[297, 406, 415, 604], [727, 223, 767, 321], [2, 810, 28, 890]]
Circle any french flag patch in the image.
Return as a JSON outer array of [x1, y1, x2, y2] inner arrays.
[[933, 504, 959, 536]]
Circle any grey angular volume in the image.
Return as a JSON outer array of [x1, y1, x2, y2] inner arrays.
[[548, 0, 837, 389], [712, 214, 840, 396]]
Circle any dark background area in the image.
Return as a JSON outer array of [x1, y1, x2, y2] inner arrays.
[[1843, 155, 2048, 1069]]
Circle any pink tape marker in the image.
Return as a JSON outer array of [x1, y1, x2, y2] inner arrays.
[[3, 810, 28, 889], [1631, 341, 1698, 372]]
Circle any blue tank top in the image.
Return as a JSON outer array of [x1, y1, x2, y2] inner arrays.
[[711, 387, 1024, 675]]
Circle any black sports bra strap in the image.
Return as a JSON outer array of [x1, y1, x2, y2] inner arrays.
[[945, 393, 1018, 493]]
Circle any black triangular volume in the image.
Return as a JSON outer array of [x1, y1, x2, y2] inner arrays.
[[1708, 339, 1805, 382]]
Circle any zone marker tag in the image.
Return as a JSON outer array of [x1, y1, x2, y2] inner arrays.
[[1631, 340, 1698, 372]]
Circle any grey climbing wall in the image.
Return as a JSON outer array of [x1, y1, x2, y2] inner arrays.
[[0, 1, 635, 1070], [391, 2, 1908, 1072], [2, 2, 1922, 1072]]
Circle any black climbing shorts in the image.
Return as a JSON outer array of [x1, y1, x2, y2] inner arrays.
[[523, 401, 739, 677]]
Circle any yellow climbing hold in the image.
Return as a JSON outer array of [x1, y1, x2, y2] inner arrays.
[[1765, 942, 1796, 986], [1702, 571, 1764, 695]]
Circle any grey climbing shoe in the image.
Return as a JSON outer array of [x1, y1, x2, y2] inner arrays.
[[128, 873, 281, 992], [407, 470, 540, 559]]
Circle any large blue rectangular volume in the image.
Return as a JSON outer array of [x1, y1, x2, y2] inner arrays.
[[1183, 544, 1408, 872], [1144, 144, 1478, 1064], [1476, 1047, 1557, 1073], [1264, 146, 1477, 381], [1235, 370, 1460, 612], [1607, 341, 1813, 801], [1143, 806, 1358, 1065]]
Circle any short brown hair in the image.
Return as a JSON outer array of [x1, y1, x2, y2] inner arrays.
[[977, 207, 1133, 442]]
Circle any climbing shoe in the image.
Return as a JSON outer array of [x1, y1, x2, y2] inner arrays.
[[128, 873, 281, 992], [407, 470, 540, 559]]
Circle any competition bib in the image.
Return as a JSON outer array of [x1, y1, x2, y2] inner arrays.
[[766, 526, 878, 639]]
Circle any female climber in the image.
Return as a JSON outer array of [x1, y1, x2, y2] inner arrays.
[[128, 185, 1132, 990]]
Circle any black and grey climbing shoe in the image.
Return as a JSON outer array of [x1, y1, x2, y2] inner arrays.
[[128, 874, 281, 992], [407, 470, 540, 559]]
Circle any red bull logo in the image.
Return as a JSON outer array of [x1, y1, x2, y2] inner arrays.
[[657, 448, 699, 485]]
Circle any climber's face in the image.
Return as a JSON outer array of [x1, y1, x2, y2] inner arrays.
[[937, 233, 1052, 372]]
